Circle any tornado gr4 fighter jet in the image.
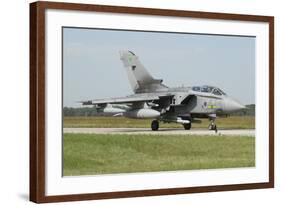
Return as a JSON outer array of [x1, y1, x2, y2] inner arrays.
[[81, 51, 246, 131]]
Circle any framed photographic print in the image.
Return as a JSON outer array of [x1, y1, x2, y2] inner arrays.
[[30, 1, 274, 203]]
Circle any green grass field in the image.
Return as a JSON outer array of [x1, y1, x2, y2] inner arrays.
[[63, 133, 255, 176], [63, 116, 255, 129]]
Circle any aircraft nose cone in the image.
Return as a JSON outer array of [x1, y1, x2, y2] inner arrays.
[[225, 98, 246, 112]]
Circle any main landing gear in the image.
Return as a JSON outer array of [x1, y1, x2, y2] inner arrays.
[[151, 120, 192, 131], [183, 123, 191, 130], [151, 120, 159, 131]]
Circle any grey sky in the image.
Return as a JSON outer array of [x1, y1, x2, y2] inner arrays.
[[63, 27, 255, 107]]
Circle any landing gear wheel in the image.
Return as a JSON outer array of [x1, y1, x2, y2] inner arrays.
[[151, 120, 159, 131], [208, 123, 217, 132], [183, 123, 191, 130], [208, 124, 217, 130]]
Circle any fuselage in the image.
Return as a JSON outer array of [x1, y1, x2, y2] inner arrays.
[[134, 85, 245, 117]]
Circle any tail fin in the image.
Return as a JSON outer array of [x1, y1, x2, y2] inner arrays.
[[119, 50, 167, 93]]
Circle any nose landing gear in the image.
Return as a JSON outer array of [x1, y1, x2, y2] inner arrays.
[[208, 120, 217, 133]]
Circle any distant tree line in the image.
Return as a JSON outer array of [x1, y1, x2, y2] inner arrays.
[[230, 104, 255, 116], [63, 107, 98, 117], [63, 104, 255, 117]]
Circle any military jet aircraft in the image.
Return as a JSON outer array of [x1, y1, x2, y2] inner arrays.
[[81, 50, 245, 131]]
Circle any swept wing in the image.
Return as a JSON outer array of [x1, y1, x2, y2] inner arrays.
[[81, 93, 173, 105]]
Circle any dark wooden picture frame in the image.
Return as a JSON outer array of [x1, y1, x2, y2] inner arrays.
[[30, 1, 274, 203]]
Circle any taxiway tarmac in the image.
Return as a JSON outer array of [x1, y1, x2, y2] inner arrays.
[[63, 128, 255, 136]]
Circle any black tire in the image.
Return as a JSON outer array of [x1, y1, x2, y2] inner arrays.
[[151, 120, 159, 131], [213, 125, 217, 130], [183, 123, 191, 130], [208, 124, 217, 130]]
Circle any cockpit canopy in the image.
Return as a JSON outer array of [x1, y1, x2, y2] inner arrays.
[[192, 85, 226, 96]]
